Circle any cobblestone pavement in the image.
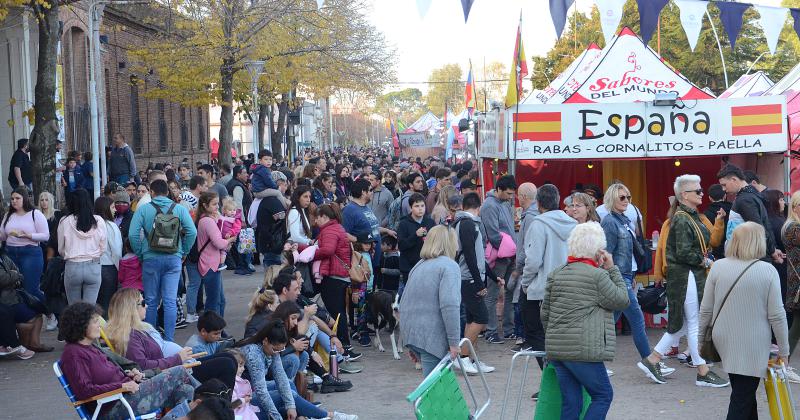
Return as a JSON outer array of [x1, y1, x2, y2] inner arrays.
[[1, 268, 798, 419]]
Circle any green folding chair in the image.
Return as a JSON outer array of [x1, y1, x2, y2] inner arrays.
[[407, 338, 491, 420]]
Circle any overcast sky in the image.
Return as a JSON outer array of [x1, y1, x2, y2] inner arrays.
[[368, 0, 784, 93]]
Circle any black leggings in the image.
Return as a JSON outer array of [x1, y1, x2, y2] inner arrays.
[[727, 373, 760, 420], [306, 353, 327, 378], [320, 277, 350, 347], [193, 352, 238, 390], [0, 304, 21, 347]]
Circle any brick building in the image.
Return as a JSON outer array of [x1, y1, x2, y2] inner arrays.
[[0, 2, 209, 196]]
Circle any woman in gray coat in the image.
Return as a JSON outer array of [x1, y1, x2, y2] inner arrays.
[[698, 222, 789, 419], [542, 222, 629, 419], [399, 225, 461, 376]]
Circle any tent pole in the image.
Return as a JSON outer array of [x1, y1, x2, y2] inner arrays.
[[706, 9, 729, 89]]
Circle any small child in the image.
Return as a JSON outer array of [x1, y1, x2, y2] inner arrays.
[[185, 311, 233, 355], [353, 231, 375, 348], [217, 197, 243, 271], [118, 239, 143, 291], [380, 234, 401, 292], [227, 348, 260, 420]]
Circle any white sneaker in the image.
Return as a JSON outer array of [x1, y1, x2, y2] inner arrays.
[[660, 362, 676, 377], [474, 360, 495, 373], [312, 374, 323, 384], [45, 314, 58, 331], [453, 357, 478, 375], [185, 313, 199, 323], [332, 412, 358, 420], [606, 369, 614, 377], [786, 367, 800, 384]]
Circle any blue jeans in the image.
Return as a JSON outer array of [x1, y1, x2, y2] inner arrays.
[[551, 360, 613, 420], [7, 245, 44, 302], [282, 351, 309, 380], [261, 252, 282, 267], [408, 344, 443, 377], [252, 380, 327, 419], [186, 264, 225, 317], [614, 275, 650, 359], [142, 255, 182, 341], [113, 174, 130, 184]]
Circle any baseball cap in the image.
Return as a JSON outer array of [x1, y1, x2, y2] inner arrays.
[[112, 191, 131, 204], [355, 231, 376, 243]]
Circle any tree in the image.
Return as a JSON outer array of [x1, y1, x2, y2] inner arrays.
[[375, 88, 426, 126], [425, 63, 464, 115], [130, 0, 394, 166], [475, 61, 507, 111], [531, 1, 800, 95]]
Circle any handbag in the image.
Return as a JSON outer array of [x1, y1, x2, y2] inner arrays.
[[334, 244, 370, 284], [700, 260, 758, 363], [237, 227, 256, 254], [17, 288, 47, 314], [674, 210, 710, 269], [637, 284, 667, 314]]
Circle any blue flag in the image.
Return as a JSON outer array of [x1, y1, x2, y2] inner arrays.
[[461, 0, 475, 23], [791, 8, 800, 42], [717, 1, 751, 49], [549, 0, 575, 39], [637, 0, 670, 44]]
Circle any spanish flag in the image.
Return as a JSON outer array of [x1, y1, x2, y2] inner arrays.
[[505, 17, 528, 109], [731, 104, 782, 136], [513, 111, 561, 141]]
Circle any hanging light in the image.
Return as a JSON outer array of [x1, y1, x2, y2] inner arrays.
[[674, 158, 681, 167], [587, 161, 594, 169]]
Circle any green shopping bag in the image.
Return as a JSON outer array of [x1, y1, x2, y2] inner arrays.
[[533, 363, 591, 420]]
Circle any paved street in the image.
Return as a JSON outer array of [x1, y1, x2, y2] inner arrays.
[[1, 268, 798, 420]]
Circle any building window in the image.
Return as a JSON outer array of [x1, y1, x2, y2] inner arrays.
[[180, 106, 188, 152], [130, 77, 142, 154], [158, 99, 167, 153], [197, 107, 205, 150]]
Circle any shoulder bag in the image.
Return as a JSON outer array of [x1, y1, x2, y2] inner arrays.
[[633, 206, 653, 274], [334, 243, 370, 284], [700, 260, 758, 362], [674, 210, 710, 269]]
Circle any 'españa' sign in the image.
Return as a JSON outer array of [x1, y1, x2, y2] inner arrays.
[[508, 96, 787, 160]]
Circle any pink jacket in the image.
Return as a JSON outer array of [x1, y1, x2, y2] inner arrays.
[[118, 254, 143, 291], [485, 231, 517, 268], [57, 215, 107, 262], [197, 216, 231, 276], [218, 209, 242, 238], [233, 376, 260, 420]]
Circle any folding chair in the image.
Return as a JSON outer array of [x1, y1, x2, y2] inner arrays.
[[406, 338, 491, 420], [53, 361, 157, 420], [500, 350, 545, 420]]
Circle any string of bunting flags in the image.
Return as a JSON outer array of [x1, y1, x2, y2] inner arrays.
[[556, 0, 800, 55]]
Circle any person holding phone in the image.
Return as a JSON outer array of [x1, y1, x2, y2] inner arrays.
[[541, 221, 630, 419]]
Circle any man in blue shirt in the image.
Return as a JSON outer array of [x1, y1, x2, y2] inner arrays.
[[129, 179, 197, 341], [342, 178, 396, 273]]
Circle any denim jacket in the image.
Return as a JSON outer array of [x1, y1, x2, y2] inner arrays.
[[601, 210, 634, 279]]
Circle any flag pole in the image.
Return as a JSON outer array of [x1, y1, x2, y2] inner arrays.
[[511, 11, 522, 177]]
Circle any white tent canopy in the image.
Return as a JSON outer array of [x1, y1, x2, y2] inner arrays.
[[525, 43, 602, 105], [719, 71, 773, 98], [405, 111, 440, 133]]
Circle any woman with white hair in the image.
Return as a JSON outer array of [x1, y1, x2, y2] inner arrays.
[[399, 225, 462, 376], [699, 222, 789, 418], [541, 222, 629, 419], [642, 175, 728, 388]]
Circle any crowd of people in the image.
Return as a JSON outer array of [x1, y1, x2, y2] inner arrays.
[[1, 137, 798, 419]]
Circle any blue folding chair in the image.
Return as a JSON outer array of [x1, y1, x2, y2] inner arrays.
[[53, 361, 158, 420]]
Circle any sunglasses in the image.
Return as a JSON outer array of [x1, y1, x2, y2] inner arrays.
[[618, 195, 632, 202], [137, 300, 146, 308], [684, 189, 704, 196]]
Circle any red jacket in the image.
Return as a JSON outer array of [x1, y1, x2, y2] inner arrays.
[[314, 219, 351, 278]]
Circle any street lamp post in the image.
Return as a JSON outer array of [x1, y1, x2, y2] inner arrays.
[[244, 60, 265, 153]]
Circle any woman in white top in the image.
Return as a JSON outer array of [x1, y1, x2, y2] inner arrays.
[[0, 186, 50, 302], [288, 186, 314, 247], [94, 196, 122, 313], [57, 189, 107, 305]]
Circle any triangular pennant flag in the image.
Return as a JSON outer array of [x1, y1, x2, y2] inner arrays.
[[416, 0, 432, 19], [316, 0, 324, 9], [461, 0, 475, 23], [792, 9, 800, 42], [594, 0, 626, 45], [716, 1, 751, 50], [637, 0, 670, 44], [755, 5, 788, 54], [674, 0, 708, 52], [549, 0, 575, 39]]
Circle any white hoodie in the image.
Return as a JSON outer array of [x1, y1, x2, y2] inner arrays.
[[57, 215, 107, 262]]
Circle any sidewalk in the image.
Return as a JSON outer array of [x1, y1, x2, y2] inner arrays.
[[0, 268, 796, 419]]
